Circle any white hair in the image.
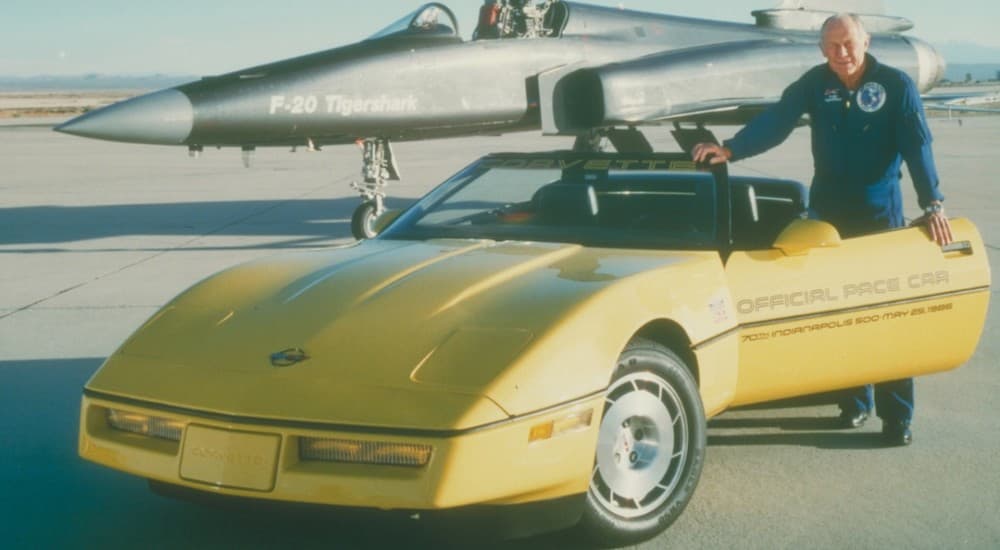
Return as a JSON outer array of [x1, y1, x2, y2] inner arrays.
[[820, 13, 870, 42]]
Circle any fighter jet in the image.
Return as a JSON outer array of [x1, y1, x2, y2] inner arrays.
[[56, 1, 949, 238]]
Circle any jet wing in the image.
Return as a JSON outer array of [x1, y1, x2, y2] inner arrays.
[[923, 91, 1000, 115], [753, 1, 914, 33], [660, 92, 1000, 123], [925, 105, 1000, 114]]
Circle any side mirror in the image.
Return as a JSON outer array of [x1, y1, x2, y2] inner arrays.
[[773, 219, 841, 255], [372, 209, 403, 235]]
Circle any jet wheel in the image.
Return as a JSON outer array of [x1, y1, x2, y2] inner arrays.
[[578, 338, 706, 546], [351, 201, 379, 240]]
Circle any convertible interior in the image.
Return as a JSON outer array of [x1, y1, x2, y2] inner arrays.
[[522, 173, 807, 250]]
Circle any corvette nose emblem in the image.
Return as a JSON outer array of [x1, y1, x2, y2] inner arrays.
[[270, 348, 309, 367]]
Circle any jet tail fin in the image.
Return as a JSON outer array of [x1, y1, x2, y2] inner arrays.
[[776, 0, 885, 14], [753, 0, 913, 33], [923, 91, 1000, 115]]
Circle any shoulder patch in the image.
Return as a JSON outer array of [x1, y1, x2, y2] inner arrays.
[[858, 82, 887, 113]]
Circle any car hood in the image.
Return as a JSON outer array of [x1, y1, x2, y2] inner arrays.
[[88, 238, 705, 430]]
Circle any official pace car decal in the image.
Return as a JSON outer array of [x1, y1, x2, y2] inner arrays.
[[738, 270, 959, 343], [857, 82, 887, 113], [737, 271, 949, 315], [741, 302, 955, 343]]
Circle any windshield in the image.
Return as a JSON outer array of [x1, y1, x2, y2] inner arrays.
[[382, 155, 720, 250], [368, 3, 459, 40]]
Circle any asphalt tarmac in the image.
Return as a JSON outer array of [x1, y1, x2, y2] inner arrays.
[[2, 118, 998, 549]]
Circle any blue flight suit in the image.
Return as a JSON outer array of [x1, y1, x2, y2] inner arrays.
[[724, 54, 944, 426]]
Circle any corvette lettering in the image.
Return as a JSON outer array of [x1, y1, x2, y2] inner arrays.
[[738, 271, 950, 314], [478, 158, 701, 171], [269, 94, 418, 116]]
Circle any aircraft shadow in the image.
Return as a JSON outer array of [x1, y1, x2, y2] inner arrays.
[[0, 197, 414, 249]]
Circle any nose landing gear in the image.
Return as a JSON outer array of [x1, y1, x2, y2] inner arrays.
[[350, 137, 400, 239]]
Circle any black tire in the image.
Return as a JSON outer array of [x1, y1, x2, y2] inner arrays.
[[351, 201, 378, 240], [577, 337, 706, 547]]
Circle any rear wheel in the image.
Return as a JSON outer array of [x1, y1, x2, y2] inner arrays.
[[578, 338, 706, 546]]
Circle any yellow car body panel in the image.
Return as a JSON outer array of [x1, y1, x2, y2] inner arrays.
[[727, 218, 990, 405], [81, 393, 604, 509], [80, 236, 742, 508], [87, 239, 737, 430], [78, 151, 990, 521]]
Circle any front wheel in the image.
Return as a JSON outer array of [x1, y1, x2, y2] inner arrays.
[[351, 201, 378, 240], [578, 338, 706, 546]]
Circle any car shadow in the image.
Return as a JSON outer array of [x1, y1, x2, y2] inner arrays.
[[707, 431, 887, 450], [709, 415, 839, 431], [3, 358, 891, 547], [0, 358, 589, 549], [707, 412, 889, 450]]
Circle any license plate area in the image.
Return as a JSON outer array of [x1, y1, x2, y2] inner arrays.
[[180, 425, 280, 492]]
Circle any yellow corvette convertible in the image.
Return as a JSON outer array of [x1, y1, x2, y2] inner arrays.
[[79, 152, 990, 545]]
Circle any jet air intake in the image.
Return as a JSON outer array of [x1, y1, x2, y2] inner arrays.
[[549, 40, 819, 133]]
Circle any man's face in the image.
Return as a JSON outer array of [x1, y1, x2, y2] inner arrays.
[[820, 20, 870, 84]]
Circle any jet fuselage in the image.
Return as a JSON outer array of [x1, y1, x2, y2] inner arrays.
[[56, 2, 945, 147]]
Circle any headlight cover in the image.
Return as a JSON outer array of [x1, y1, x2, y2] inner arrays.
[[299, 437, 432, 467], [106, 409, 185, 441]]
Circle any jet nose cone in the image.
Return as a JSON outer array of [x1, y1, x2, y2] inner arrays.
[[55, 88, 193, 145]]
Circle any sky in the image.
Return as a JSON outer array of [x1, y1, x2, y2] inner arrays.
[[2, 0, 999, 76]]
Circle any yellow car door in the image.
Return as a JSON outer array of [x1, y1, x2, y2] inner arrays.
[[724, 218, 990, 407]]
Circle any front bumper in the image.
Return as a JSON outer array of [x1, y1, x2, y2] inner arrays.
[[79, 392, 601, 510]]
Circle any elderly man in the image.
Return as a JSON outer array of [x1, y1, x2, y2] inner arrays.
[[693, 14, 952, 446]]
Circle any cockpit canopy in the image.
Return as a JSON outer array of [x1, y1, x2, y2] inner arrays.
[[368, 3, 459, 40]]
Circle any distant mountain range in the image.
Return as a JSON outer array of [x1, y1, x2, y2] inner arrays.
[[0, 74, 197, 92], [943, 64, 1000, 83]]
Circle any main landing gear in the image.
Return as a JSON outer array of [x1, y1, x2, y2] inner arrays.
[[350, 137, 400, 240]]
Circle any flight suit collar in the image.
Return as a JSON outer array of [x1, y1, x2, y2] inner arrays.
[[824, 53, 880, 88]]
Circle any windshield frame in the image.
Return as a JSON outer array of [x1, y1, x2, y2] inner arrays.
[[380, 152, 732, 253], [367, 3, 460, 41]]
